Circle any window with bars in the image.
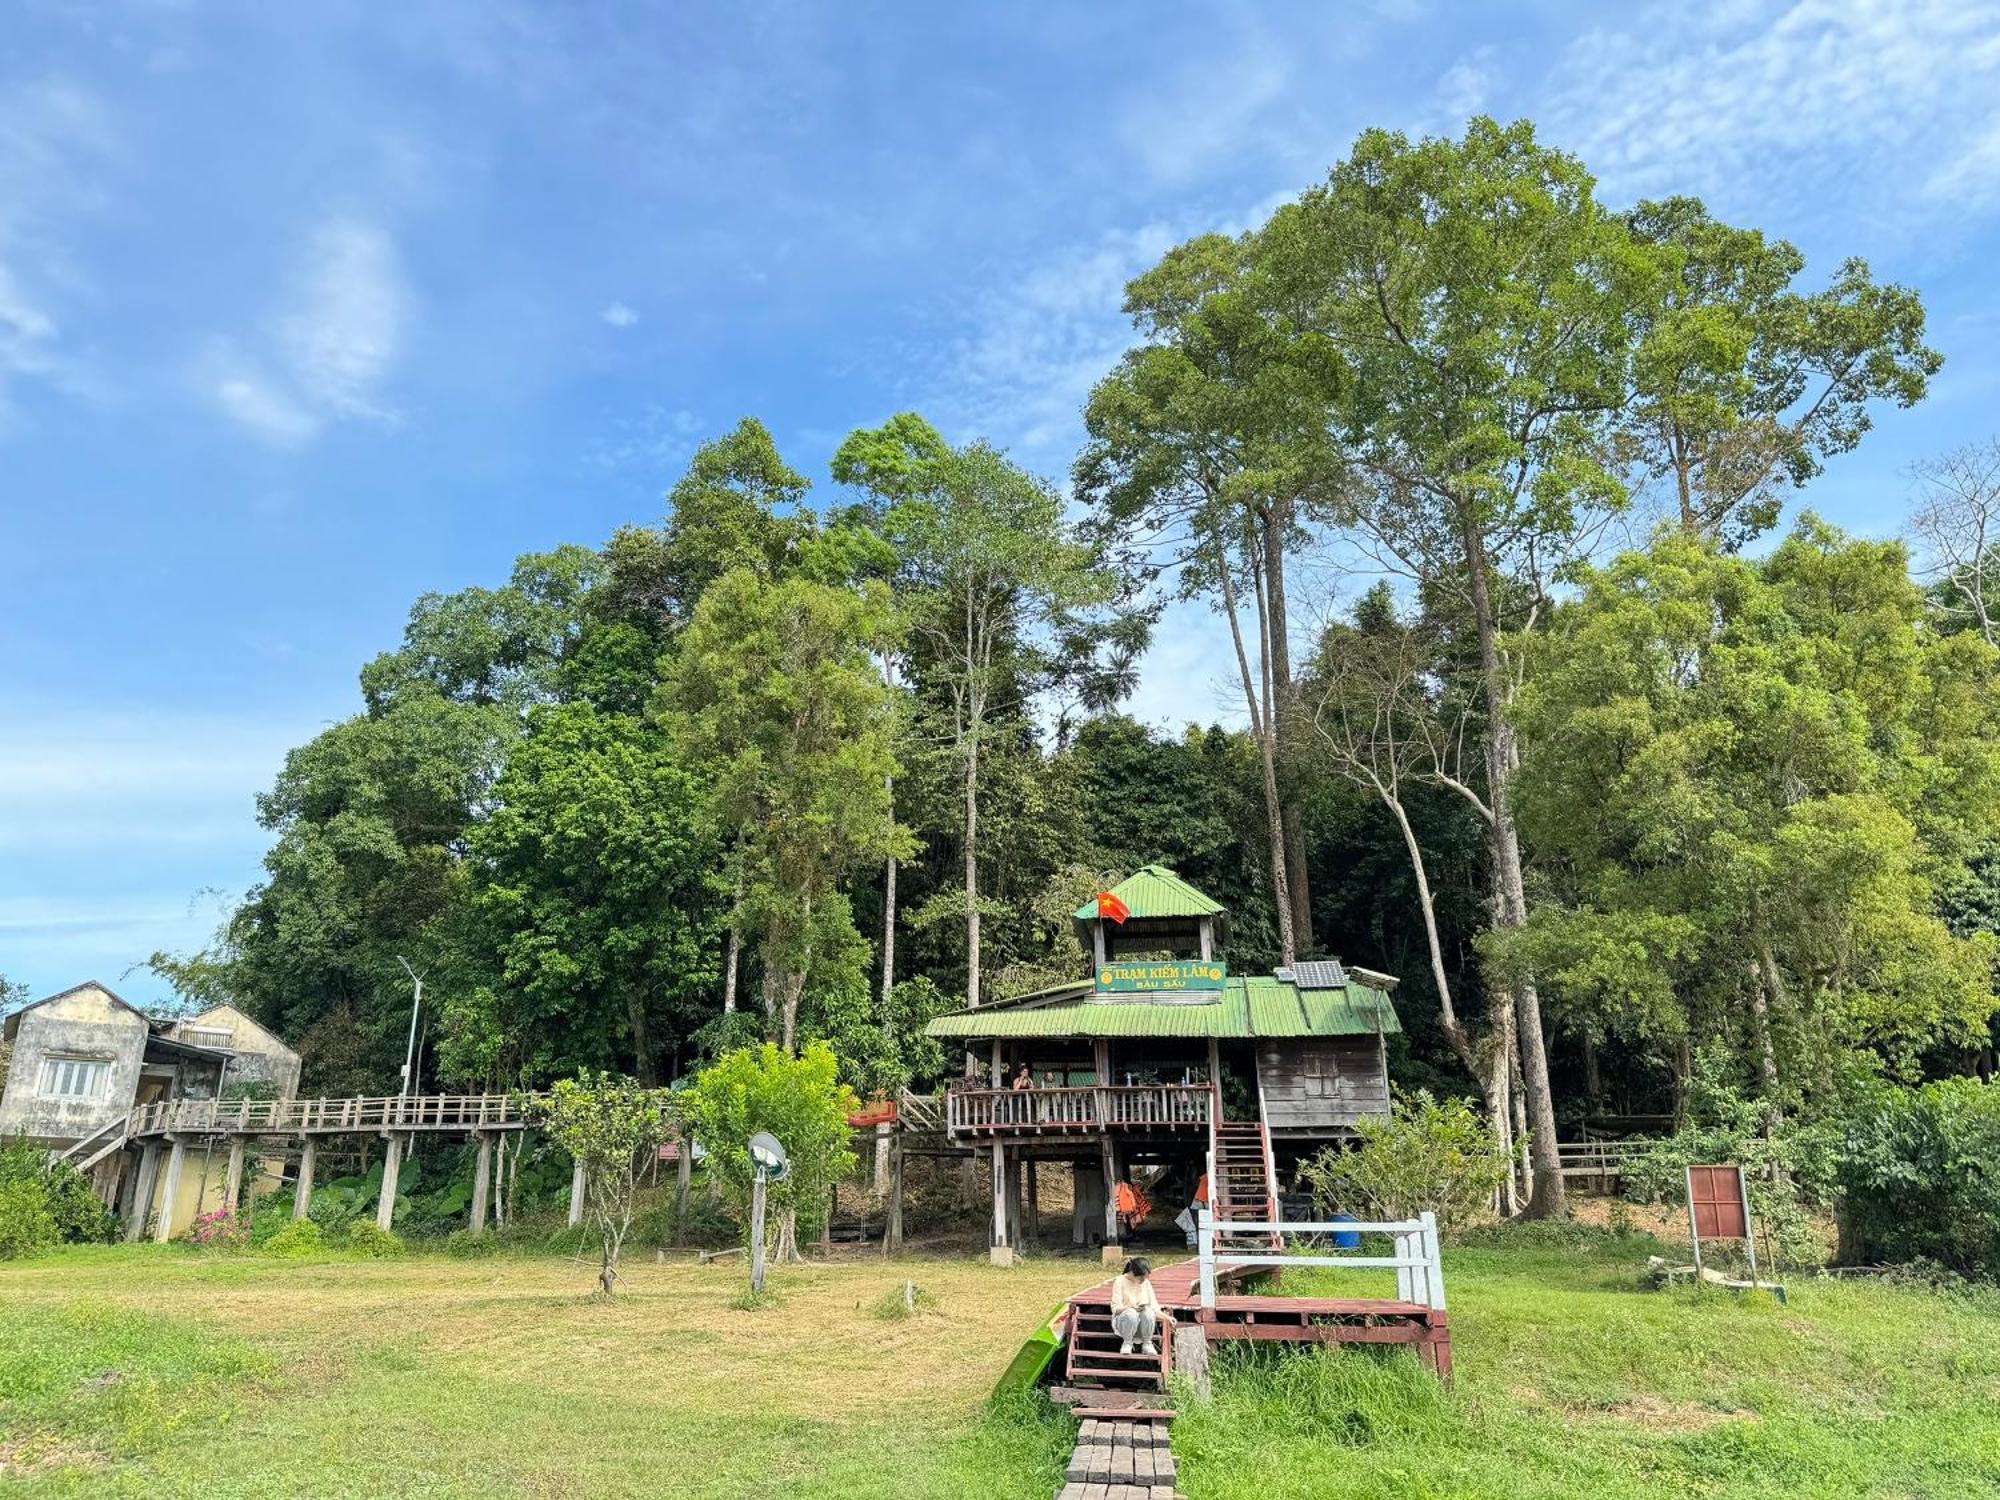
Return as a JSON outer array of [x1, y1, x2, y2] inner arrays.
[[38, 1056, 112, 1100]]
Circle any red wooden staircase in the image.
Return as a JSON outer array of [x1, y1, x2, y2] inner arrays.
[[1207, 1119, 1282, 1258]]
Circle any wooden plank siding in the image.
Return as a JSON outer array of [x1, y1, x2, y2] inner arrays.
[[1254, 1037, 1389, 1133]]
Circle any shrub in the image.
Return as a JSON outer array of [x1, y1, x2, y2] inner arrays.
[[1298, 1089, 1507, 1233], [1838, 1077, 2000, 1279], [341, 1221, 405, 1257], [188, 1208, 249, 1250], [443, 1228, 499, 1259], [262, 1219, 325, 1258], [0, 1176, 57, 1259]]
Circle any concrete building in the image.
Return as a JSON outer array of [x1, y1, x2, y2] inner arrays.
[[0, 981, 302, 1237]]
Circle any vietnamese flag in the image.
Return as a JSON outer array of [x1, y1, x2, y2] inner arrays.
[[1096, 891, 1131, 924]]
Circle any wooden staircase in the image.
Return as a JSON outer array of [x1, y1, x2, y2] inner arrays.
[[1208, 1119, 1282, 1258], [1062, 1300, 1174, 1391]]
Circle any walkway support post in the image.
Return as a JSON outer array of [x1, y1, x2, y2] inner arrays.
[[293, 1141, 317, 1220], [376, 1135, 402, 1231], [884, 1132, 904, 1253], [152, 1138, 186, 1244], [223, 1139, 247, 1214], [1100, 1135, 1119, 1257], [989, 1140, 1012, 1266], [568, 1156, 586, 1228], [675, 1136, 691, 1223], [469, 1134, 493, 1234], [125, 1143, 162, 1242]]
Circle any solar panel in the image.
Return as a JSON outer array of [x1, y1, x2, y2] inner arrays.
[[1290, 959, 1349, 990]]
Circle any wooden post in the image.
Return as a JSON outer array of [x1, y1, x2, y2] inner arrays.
[[884, 1132, 905, 1254], [1025, 1157, 1040, 1245], [223, 1139, 247, 1214], [675, 1135, 692, 1225], [1004, 1154, 1023, 1248], [469, 1135, 493, 1235], [293, 1141, 317, 1220], [153, 1138, 186, 1244], [125, 1143, 162, 1242], [1173, 1321, 1212, 1401], [989, 1140, 1011, 1264], [568, 1155, 587, 1228], [1207, 1037, 1221, 1088], [376, 1135, 402, 1231], [1100, 1134, 1119, 1250], [750, 1167, 769, 1294]]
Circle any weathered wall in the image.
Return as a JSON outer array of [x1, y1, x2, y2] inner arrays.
[[1256, 1036, 1390, 1134], [170, 1005, 302, 1098], [0, 986, 148, 1145]]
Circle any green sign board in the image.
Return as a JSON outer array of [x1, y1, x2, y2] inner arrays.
[[1095, 959, 1227, 994]]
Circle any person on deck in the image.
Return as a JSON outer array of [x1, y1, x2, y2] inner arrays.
[[1010, 1064, 1034, 1090], [1110, 1257, 1161, 1355]]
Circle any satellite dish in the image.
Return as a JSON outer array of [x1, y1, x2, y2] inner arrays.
[[748, 1131, 789, 1181]]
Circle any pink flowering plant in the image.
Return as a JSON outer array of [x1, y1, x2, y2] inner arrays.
[[187, 1207, 249, 1250]]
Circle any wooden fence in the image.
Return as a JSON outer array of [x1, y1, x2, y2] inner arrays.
[[128, 1093, 530, 1139], [946, 1083, 1213, 1135], [1195, 1208, 1447, 1311]]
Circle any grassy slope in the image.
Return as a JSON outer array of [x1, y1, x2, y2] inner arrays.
[[1175, 1234, 2000, 1499], [1, 1234, 1997, 1498]]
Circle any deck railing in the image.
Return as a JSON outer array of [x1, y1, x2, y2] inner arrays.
[[1196, 1208, 1446, 1312], [128, 1093, 530, 1138], [946, 1083, 1213, 1135]]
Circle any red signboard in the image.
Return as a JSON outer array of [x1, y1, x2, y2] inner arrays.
[[1687, 1164, 1748, 1241]]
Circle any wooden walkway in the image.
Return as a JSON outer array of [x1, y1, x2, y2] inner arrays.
[[1063, 1255, 1452, 1387], [1057, 1414, 1181, 1500], [127, 1093, 531, 1140]]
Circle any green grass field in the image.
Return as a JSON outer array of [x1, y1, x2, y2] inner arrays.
[[2, 1230, 1997, 1498]]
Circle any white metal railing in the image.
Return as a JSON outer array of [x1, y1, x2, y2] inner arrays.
[[1196, 1208, 1446, 1312]]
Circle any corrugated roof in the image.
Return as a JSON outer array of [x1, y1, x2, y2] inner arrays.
[[1072, 865, 1226, 922], [926, 975, 1400, 1040]]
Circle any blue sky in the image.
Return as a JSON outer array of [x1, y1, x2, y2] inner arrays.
[[5, 0, 2000, 1007]]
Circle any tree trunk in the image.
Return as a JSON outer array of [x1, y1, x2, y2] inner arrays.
[[1753, 945, 1784, 1095], [723, 864, 744, 1014], [1262, 503, 1311, 952], [881, 775, 898, 1011], [1215, 535, 1295, 963], [627, 995, 656, 1085], [1460, 512, 1564, 1218], [964, 738, 982, 1008]]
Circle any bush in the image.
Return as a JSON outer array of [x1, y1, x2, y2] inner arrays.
[[1838, 1077, 2000, 1279], [0, 1176, 58, 1259], [1297, 1089, 1507, 1233], [188, 1208, 249, 1250], [262, 1219, 326, 1258], [0, 1135, 116, 1254], [442, 1228, 499, 1259], [341, 1220, 405, 1257]]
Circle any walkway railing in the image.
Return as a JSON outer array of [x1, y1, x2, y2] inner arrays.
[[946, 1083, 1213, 1135], [1195, 1208, 1446, 1312], [128, 1093, 530, 1138]]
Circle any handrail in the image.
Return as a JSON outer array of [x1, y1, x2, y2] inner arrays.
[[128, 1093, 532, 1138], [945, 1083, 1213, 1134], [1196, 1208, 1447, 1313]]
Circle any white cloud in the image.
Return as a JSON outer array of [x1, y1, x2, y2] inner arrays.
[[1433, 50, 1495, 125], [205, 214, 410, 447], [587, 402, 703, 473], [1542, 0, 2000, 228], [1118, 34, 1292, 186], [600, 300, 639, 328]]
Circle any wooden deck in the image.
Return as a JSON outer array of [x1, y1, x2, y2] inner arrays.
[[1064, 1256, 1452, 1386], [947, 1084, 1213, 1138]]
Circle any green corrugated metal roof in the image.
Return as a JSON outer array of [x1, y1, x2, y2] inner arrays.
[[1072, 865, 1225, 922], [925, 975, 1400, 1040]]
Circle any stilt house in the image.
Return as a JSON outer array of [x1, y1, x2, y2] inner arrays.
[[923, 866, 1401, 1260]]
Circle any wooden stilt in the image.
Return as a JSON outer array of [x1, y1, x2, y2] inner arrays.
[[293, 1141, 317, 1221], [376, 1136, 402, 1231], [469, 1134, 493, 1234], [884, 1132, 905, 1253], [1025, 1157, 1041, 1245], [223, 1139, 247, 1214], [153, 1138, 186, 1244]]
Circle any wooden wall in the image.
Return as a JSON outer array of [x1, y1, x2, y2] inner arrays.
[[1255, 1037, 1389, 1133]]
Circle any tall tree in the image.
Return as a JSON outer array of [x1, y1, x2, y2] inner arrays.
[[1257, 117, 1666, 1214], [1908, 437, 2000, 645], [452, 702, 720, 1086], [1624, 197, 1940, 546], [1078, 238, 1345, 961], [840, 416, 1131, 1009], [663, 567, 908, 1050]]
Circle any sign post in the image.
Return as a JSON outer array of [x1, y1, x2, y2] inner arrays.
[[748, 1131, 788, 1297], [1685, 1163, 1777, 1297]]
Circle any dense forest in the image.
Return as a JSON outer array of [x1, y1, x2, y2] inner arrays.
[[146, 119, 2000, 1218]]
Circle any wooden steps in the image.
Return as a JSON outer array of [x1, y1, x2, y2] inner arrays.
[[1057, 1414, 1182, 1499]]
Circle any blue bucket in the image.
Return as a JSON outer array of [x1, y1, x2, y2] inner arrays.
[[1330, 1213, 1362, 1250]]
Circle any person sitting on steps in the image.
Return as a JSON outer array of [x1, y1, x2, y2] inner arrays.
[[1110, 1256, 1160, 1356]]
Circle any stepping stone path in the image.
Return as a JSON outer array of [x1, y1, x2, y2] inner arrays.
[[1055, 1415, 1183, 1500]]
